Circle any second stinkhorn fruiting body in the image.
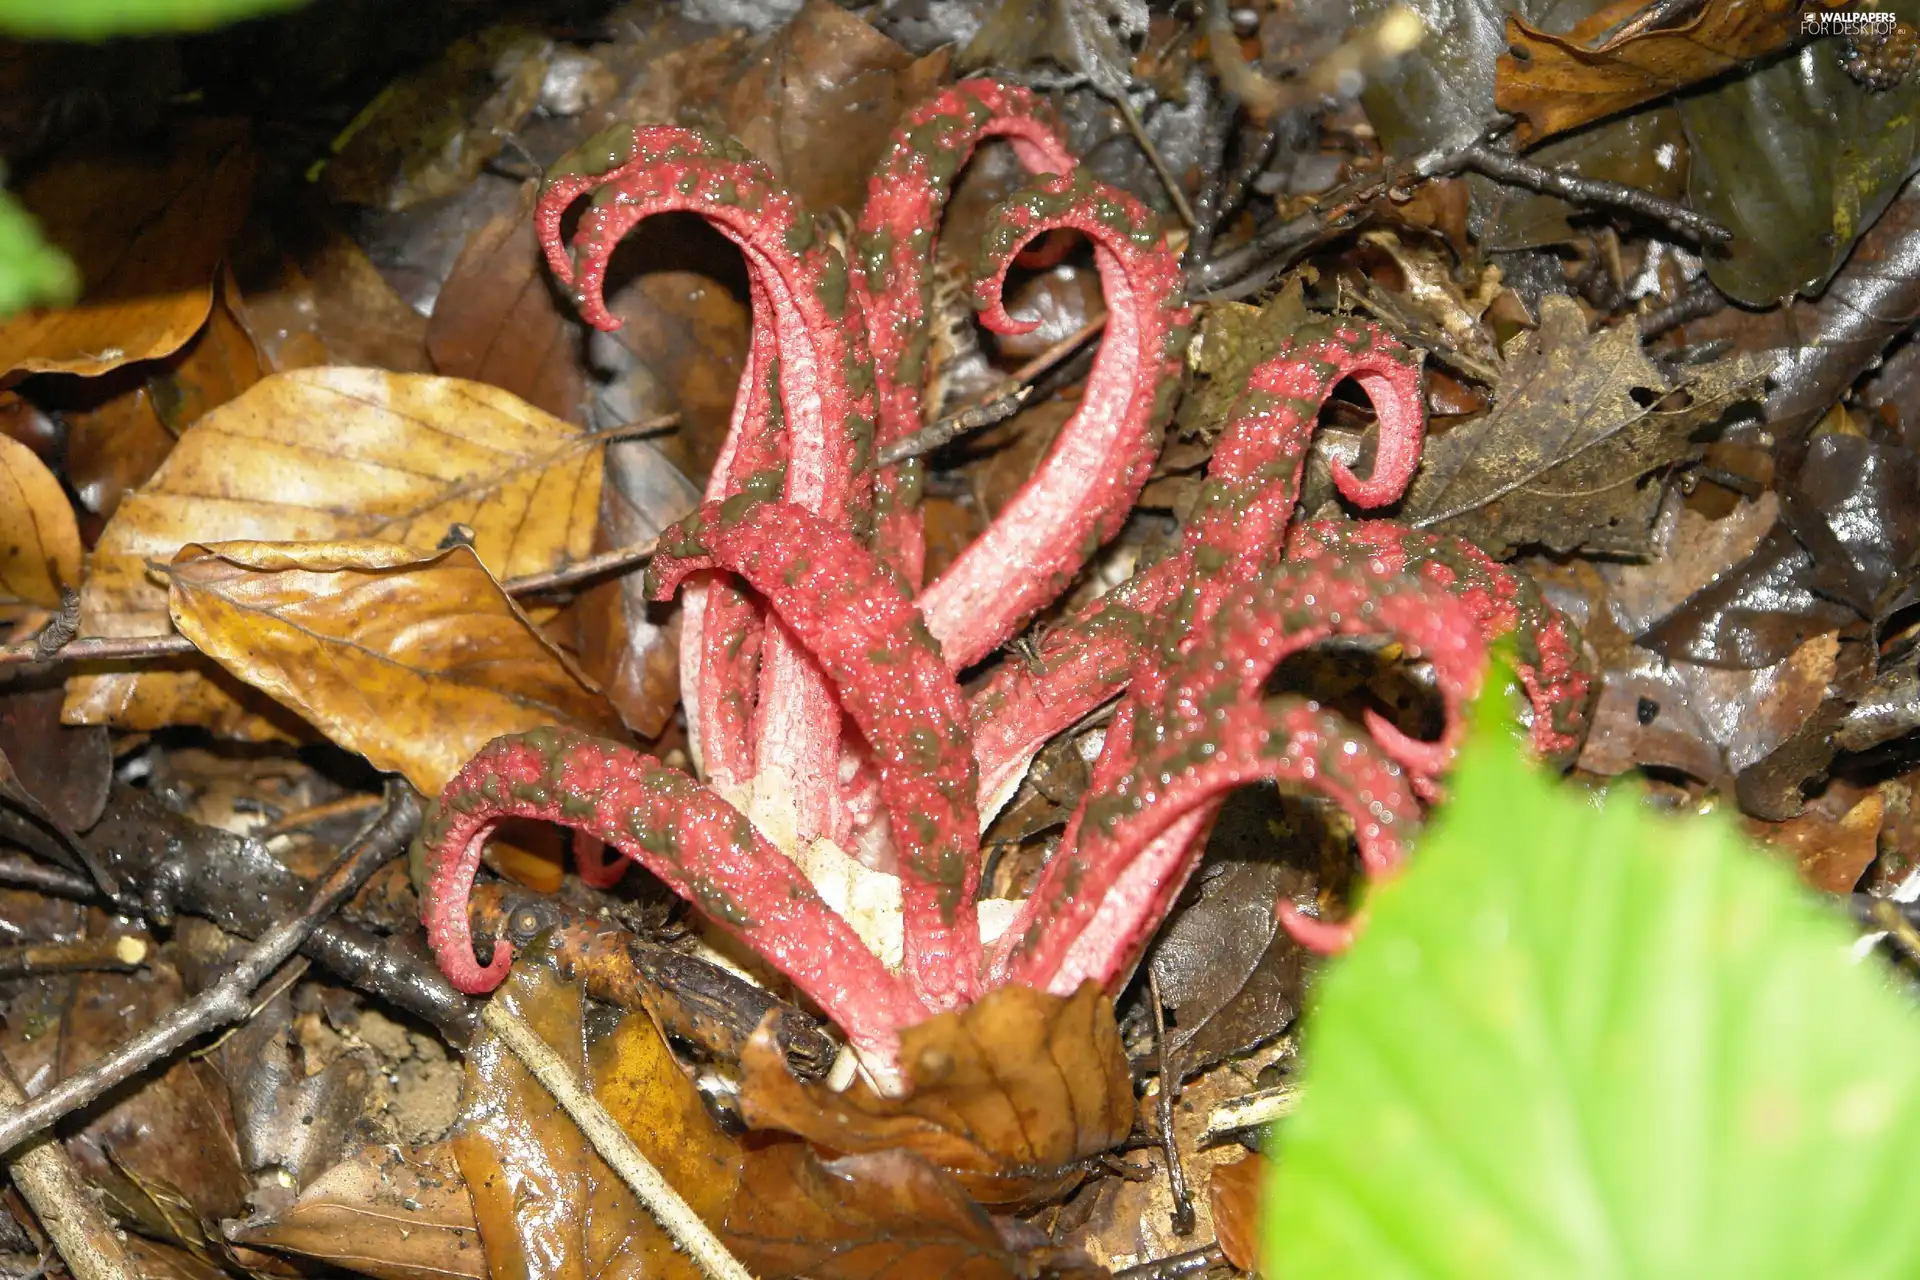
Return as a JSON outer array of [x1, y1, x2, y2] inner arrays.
[[417, 78, 1598, 1084]]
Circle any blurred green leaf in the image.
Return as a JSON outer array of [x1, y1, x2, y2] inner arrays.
[[1267, 672, 1920, 1277], [0, 0, 307, 39], [0, 191, 77, 317]]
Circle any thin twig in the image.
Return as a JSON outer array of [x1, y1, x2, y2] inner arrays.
[[1461, 144, 1731, 245], [0, 1056, 139, 1280], [0, 854, 94, 899], [480, 1001, 752, 1280], [0, 536, 661, 669], [1637, 273, 1726, 339], [879, 312, 1111, 467], [1111, 1244, 1226, 1280], [1147, 969, 1196, 1235], [0, 935, 149, 980], [0, 783, 418, 1158], [1115, 93, 1198, 230]]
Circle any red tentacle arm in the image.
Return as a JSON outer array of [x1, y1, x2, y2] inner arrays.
[[418, 729, 926, 1068], [853, 77, 1076, 588], [649, 500, 985, 1011], [537, 128, 881, 854], [916, 169, 1193, 673], [1288, 520, 1597, 766]]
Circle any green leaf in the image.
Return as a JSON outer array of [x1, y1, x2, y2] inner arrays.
[[0, 0, 307, 39], [1266, 675, 1920, 1277], [0, 191, 77, 318]]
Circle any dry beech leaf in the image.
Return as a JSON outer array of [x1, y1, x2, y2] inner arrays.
[[232, 221, 433, 373], [725, 0, 951, 215], [64, 368, 604, 738], [427, 182, 585, 422], [64, 267, 265, 523], [453, 950, 742, 1280], [0, 118, 255, 379], [723, 1145, 1028, 1280], [233, 1141, 486, 1280], [738, 982, 1133, 1207], [0, 431, 81, 615], [1496, 0, 1801, 147], [1208, 1152, 1266, 1276], [165, 540, 622, 796], [1402, 295, 1767, 558]]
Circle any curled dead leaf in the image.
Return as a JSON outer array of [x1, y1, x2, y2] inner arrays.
[[230, 1141, 486, 1280], [739, 982, 1134, 1207], [723, 1145, 1034, 1280], [1208, 1152, 1265, 1275], [1497, 0, 1801, 147], [65, 367, 604, 738], [0, 118, 255, 379], [165, 540, 622, 796], [0, 431, 80, 616]]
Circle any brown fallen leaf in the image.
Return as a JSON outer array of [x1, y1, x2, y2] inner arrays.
[[739, 982, 1133, 1207], [165, 540, 622, 796], [0, 685, 110, 832], [63, 267, 264, 523], [574, 440, 702, 738], [231, 220, 433, 373], [0, 118, 255, 379], [427, 182, 586, 422], [1745, 782, 1885, 895], [453, 948, 742, 1280], [1497, 0, 1801, 147], [723, 1145, 1032, 1280], [233, 1141, 487, 1280], [725, 0, 951, 216], [599, 269, 752, 485], [0, 955, 251, 1247], [1401, 295, 1768, 558], [64, 368, 604, 738], [0, 431, 80, 617], [1208, 1152, 1265, 1276]]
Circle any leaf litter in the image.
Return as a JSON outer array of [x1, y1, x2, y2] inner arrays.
[[3, 1, 1920, 1278]]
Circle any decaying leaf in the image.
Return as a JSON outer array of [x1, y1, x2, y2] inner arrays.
[[426, 182, 586, 423], [0, 685, 110, 834], [1208, 1152, 1265, 1276], [165, 539, 622, 799], [723, 1146, 1031, 1280], [323, 27, 550, 212], [1497, 0, 1800, 147], [0, 118, 255, 379], [960, 0, 1147, 99], [64, 368, 604, 738], [739, 982, 1133, 1207], [1402, 295, 1767, 558], [453, 950, 742, 1280], [725, 0, 951, 216], [0, 431, 80, 615], [232, 1141, 486, 1280], [231, 221, 433, 373], [1745, 782, 1885, 894], [574, 440, 702, 738]]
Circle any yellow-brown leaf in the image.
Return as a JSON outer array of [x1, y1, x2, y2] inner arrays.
[[738, 982, 1134, 1207], [164, 540, 622, 796], [1497, 0, 1800, 146], [0, 119, 255, 379], [65, 368, 603, 738], [452, 948, 741, 1280], [0, 432, 81, 618]]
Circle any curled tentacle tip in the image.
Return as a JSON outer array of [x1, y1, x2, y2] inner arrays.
[[1277, 901, 1359, 955], [573, 830, 628, 889], [441, 939, 514, 995], [1362, 711, 1454, 782]]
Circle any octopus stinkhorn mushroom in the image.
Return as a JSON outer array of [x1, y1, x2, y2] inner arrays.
[[417, 79, 1596, 1084]]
